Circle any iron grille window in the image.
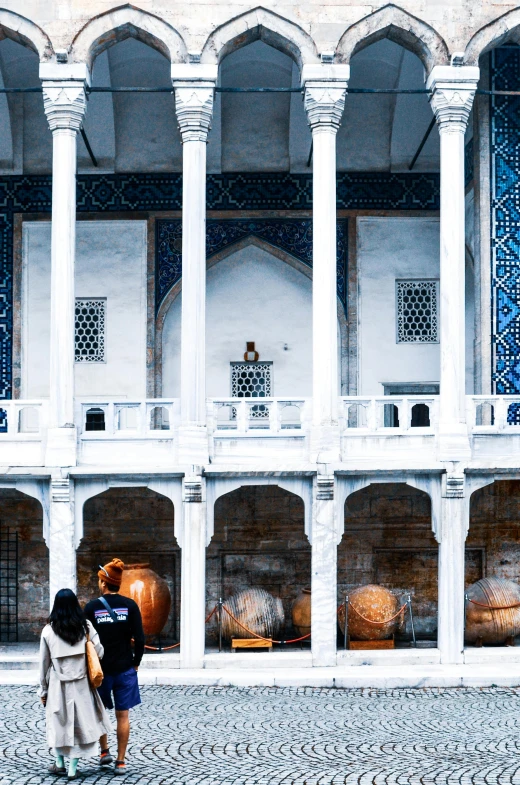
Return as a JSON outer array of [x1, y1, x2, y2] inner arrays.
[[396, 280, 439, 343], [75, 298, 106, 362], [231, 362, 272, 418], [0, 528, 18, 642]]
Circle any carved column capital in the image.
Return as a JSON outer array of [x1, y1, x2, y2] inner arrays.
[[40, 63, 90, 133], [174, 84, 215, 142], [301, 64, 349, 134], [427, 65, 479, 134], [172, 65, 217, 143], [304, 82, 348, 133], [42, 81, 88, 133]]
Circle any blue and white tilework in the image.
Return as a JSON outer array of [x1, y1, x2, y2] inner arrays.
[[156, 218, 349, 314], [0, 172, 439, 399], [491, 47, 520, 396]]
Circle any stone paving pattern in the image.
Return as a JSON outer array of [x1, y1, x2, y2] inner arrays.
[[1, 685, 520, 784]]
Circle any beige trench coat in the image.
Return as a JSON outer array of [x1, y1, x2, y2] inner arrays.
[[39, 620, 111, 752]]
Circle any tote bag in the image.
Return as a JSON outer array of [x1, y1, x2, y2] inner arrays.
[[86, 631, 104, 688]]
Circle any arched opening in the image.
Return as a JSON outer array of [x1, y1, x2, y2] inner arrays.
[[206, 485, 310, 651], [70, 6, 187, 68], [81, 35, 181, 174], [0, 488, 46, 642], [336, 5, 449, 74], [338, 483, 438, 648], [201, 8, 318, 70], [0, 32, 48, 174], [466, 481, 520, 648], [77, 487, 179, 643]]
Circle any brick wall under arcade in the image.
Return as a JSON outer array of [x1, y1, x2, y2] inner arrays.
[[0, 489, 47, 642], [338, 484, 482, 641], [468, 481, 520, 585], [206, 486, 311, 642], [77, 487, 180, 641]]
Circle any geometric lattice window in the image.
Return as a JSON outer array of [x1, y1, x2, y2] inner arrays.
[[396, 280, 439, 343], [75, 299, 106, 362], [231, 362, 273, 398], [231, 362, 273, 418]]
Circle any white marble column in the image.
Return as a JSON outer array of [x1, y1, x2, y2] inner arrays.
[[40, 64, 89, 467], [427, 65, 479, 459], [180, 474, 206, 669], [437, 473, 467, 664], [302, 65, 349, 462], [172, 65, 217, 466], [48, 475, 76, 605], [311, 473, 338, 667]]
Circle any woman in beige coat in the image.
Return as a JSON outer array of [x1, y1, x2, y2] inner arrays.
[[39, 589, 111, 780]]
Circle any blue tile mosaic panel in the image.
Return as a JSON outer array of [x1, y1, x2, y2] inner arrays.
[[491, 48, 520, 394], [0, 171, 439, 399], [156, 218, 349, 314]]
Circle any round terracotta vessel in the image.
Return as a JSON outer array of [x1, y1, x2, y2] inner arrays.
[[292, 588, 311, 636], [221, 588, 284, 641], [337, 584, 402, 641], [465, 577, 520, 645], [119, 563, 171, 637]]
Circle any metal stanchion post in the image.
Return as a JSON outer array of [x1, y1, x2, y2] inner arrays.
[[463, 592, 468, 649], [218, 597, 223, 653], [408, 594, 416, 648], [344, 595, 349, 650]]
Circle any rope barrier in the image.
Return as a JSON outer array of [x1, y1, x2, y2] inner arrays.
[[467, 597, 520, 611], [141, 602, 312, 652], [221, 604, 311, 644], [348, 602, 408, 626]]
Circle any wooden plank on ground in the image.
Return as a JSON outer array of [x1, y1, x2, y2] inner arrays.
[[231, 638, 273, 651], [349, 639, 395, 650]]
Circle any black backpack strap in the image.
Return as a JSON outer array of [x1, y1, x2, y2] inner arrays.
[[99, 595, 119, 623]]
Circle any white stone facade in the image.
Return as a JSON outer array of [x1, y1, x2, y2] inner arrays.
[[1, 0, 520, 681]]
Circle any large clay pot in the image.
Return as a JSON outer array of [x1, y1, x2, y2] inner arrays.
[[465, 577, 520, 645], [119, 563, 171, 637], [337, 584, 403, 641], [221, 588, 284, 641], [292, 588, 311, 636]]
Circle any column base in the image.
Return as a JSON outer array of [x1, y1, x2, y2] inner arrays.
[[45, 426, 77, 467], [438, 428, 471, 462], [178, 424, 209, 466], [310, 424, 341, 463]]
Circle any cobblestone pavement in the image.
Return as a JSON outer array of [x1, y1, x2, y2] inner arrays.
[[1, 685, 520, 785]]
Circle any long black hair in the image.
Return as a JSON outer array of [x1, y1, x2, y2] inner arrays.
[[48, 589, 88, 646]]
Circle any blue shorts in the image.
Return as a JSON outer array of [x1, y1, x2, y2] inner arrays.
[[97, 667, 141, 711]]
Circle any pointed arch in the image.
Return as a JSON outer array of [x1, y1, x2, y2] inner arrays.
[[336, 4, 449, 74], [0, 9, 53, 60], [200, 7, 319, 70], [154, 236, 348, 398], [465, 8, 520, 65], [70, 4, 188, 68]]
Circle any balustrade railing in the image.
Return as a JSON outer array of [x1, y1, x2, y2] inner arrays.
[[340, 396, 438, 433], [208, 397, 309, 435], [77, 399, 179, 437], [0, 400, 48, 436], [468, 396, 520, 432]]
